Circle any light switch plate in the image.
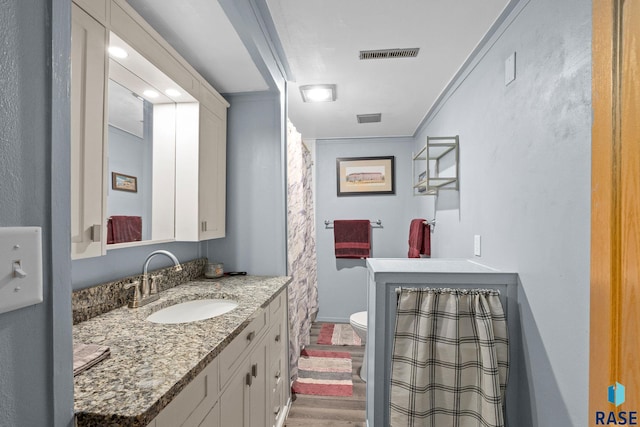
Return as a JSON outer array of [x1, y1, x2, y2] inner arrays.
[[474, 235, 482, 257], [0, 227, 43, 315]]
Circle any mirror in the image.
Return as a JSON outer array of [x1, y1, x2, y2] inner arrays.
[[106, 33, 196, 248]]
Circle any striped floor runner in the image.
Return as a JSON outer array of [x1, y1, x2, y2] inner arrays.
[[291, 349, 353, 397], [317, 323, 362, 346]]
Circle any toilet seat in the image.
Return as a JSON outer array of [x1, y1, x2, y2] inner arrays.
[[350, 311, 367, 329], [349, 311, 368, 382]]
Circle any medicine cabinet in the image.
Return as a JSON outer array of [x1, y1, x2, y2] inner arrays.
[[412, 135, 459, 195], [71, 0, 229, 259]]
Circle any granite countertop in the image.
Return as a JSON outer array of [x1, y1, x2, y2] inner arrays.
[[73, 275, 290, 427]]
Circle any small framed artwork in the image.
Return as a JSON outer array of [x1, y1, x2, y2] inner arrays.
[[111, 172, 137, 192], [336, 156, 395, 196]]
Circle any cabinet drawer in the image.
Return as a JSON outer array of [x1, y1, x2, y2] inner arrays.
[[270, 375, 284, 427], [154, 357, 219, 427], [269, 290, 285, 319], [219, 309, 268, 388]]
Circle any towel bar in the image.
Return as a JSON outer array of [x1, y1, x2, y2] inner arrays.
[[324, 219, 382, 228]]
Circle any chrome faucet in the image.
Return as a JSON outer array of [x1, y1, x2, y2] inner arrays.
[[128, 250, 182, 308], [142, 250, 182, 296]]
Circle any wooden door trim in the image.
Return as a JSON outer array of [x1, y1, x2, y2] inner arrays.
[[590, 0, 640, 421]]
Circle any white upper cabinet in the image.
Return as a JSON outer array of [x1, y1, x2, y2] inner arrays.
[[175, 103, 227, 242], [70, 0, 229, 259]]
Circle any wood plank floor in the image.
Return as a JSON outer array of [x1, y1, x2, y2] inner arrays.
[[284, 322, 366, 427]]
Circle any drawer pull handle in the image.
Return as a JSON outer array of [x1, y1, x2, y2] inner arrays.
[[252, 363, 258, 378], [275, 334, 281, 342], [246, 372, 252, 386], [274, 405, 281, 416], [247, 331, 255, 342], [275, 370, 280, 379]]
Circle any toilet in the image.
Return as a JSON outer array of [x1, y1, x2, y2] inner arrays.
[[349, 311, 368, 382]]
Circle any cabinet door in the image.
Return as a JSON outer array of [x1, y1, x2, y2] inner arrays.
[[197, 401, 219, 427], [249, 340, 268, 427], [70, 3, 107, 259], [220, 338, 268, 427], [198, 105, 226, 240], [220, 360, 250, 427]]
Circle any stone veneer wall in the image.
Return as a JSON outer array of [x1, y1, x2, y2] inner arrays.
[[286, 121, 318, 379], [72, 258, 206, 324]]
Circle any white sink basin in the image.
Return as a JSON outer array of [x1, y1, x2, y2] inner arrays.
[[146, 299, 238, 324]]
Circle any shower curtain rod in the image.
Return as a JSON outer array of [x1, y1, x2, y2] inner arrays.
[[395, 287, 501, 295]]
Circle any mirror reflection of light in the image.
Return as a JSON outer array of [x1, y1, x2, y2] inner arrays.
[[165, 88, 181, 97], [108, 46, 128, 59], [143, 90, 159, 98]]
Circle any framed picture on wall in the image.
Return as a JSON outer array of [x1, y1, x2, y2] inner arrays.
[[336, 156, 395, 196], [111, 172, 138, 192]]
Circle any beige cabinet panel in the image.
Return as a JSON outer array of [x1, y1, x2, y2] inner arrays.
[[70, 3, 107, 259], [198, 105, 227, 240], [73, 0, 108, 25]]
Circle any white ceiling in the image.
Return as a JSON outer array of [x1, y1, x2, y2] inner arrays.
[[126, 0, 510, 140], [126, 0, 269, 93], [267, 0, 510, 140]]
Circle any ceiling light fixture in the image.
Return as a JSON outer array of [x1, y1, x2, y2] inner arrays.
[[143, 90, 159, 99], [165, 88, 181, 97], [108, 46, 128, 59], [300, 84, 336, 103]]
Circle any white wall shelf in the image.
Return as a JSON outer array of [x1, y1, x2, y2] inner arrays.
[[412, 135, 459, 195]]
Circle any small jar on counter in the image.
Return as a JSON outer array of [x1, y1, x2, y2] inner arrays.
[[204, 262, 224, 278]]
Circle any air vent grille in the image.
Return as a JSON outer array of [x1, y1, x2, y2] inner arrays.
[[359, 48, 420, 60], [357, 113, 382, 124]]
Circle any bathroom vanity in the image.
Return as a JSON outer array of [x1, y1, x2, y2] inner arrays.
[[73, 267, 291, 427], [364, 258, 520, 427]]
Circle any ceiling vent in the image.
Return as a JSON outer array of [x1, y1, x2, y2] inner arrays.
[[359, 48, 420, 60], [357, 113, 382, 124]]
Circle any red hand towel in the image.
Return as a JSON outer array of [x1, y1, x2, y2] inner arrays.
[[421, 222, 431, 257], [334, 220, 371, 258], [408, 218, 430, 258], [108, 216, 142, 244]]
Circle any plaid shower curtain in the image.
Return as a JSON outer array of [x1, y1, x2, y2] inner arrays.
[[390, 288, 509, 427]]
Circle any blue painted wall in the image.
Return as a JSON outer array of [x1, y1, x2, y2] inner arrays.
[[206, 93, 287, 276], [0, 0, 74, 425], [314, 138, 415, 322], [413, 0, 591, 424]]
